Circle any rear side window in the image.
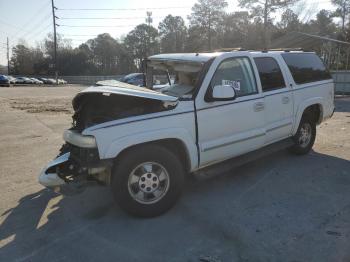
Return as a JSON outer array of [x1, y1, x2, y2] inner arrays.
[[282, 53, 332, 84], [254, 57, 286, 91]]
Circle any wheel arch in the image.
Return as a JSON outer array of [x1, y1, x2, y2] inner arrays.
[[101, 129, 198, 172], [293, 98, 324, 135], [113, 138, 193, 174]]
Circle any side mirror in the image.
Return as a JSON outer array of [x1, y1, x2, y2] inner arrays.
[[209, 84, 236, 101]]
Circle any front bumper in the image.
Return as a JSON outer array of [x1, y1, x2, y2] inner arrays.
[[39, 152, 70, 188], [39, 145, 111, 193], [63, 129, 97, 148]]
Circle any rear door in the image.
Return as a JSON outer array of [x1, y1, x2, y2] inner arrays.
[[253, 56, 294, 144]]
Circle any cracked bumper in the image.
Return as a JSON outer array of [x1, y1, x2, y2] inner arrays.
[[38, 153, 70, 188]]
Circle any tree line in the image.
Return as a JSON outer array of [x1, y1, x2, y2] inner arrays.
[[9, 0, 350, 75]]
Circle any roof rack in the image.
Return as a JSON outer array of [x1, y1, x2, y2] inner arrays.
[[207, 47, 307, 53], [207, 47, 247, 52], [261, 48, 305, 52]]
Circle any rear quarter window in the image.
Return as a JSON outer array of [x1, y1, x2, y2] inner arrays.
[[281, 53, 332, 84]]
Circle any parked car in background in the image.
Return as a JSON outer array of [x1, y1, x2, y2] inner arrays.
[[47, 78, 56, 84], [15, 77, 33, 84], [120, 73, 145, 86], [37, 78, 49, 84], [58, 79, 67, 84], [30, 78, 43, 85], [7, 76, 16, 85], [0, 75, 10, 87], [24, 77, 34, 84], [14, 77, 25, 84]]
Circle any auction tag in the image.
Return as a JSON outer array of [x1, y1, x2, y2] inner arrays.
[[222, 80, 240, 91]]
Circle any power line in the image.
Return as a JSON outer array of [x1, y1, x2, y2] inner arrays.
[[59, 24, 138, 28], [56, 6, 191, 11], [11, 0, 51, 39], [0, 19, 31, 34], [30, 23, 52, 39], [0, 12, 51, 42], [68, 38, 94, 41], [59, 16, 164, 20], [61, 34, 98, 36], [17, 13, 52, 40]]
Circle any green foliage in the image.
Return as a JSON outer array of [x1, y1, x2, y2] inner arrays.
[[278, 8, 300, 31], [158, 15, 187, 53], [124, 24, 159, 69], [8, 0, 349, 75], [331, 0, 350, 31], [239, 0, 297, 48], [11, 44, 44, 75], [189, 0, 228, 50]]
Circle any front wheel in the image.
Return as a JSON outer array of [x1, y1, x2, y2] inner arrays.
[[111, 144, 184, 217], [290, 117, 316, 155]]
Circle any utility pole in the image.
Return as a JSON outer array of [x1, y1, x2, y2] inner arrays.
[[51, 0, 58, 84], [146, 11, 152, 27], [145, 11, 152, 57], [6, 37, 9, 75]]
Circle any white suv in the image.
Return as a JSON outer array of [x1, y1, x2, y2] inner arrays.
[[39, 51, 335, 217]]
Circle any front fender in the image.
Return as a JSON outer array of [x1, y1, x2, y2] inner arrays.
[[292, 97, 324, 134], [101, 128, 198, 170]]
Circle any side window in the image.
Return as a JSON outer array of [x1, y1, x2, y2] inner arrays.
[[281, 53, 332, 84], [254, 57, 286, 92], [210, 57, 257, 97], [136, 74, 144, 79]]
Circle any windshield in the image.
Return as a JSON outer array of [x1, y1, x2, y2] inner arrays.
[[122, 73, 142, 81], [148, 60, 205, 98]]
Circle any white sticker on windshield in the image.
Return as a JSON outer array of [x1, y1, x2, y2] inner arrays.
[[222, 80, 240, 91]]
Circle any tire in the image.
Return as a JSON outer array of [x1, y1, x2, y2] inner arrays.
[[290, 116, 316, 155], [111, 144, 185, 217]]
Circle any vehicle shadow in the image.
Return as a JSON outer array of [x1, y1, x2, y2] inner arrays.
[[1, 150, 350, 262], [0, 186, 117, 261]]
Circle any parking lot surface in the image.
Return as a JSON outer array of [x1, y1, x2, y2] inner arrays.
[[0, 86, 349, 262]]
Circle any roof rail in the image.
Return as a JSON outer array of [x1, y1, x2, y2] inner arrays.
[[207, 47, 247, 52], [265, 48, 305, 52], [205, 47, 307, 53]]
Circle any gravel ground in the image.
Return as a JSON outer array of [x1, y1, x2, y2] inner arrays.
[[0, 86, 349, 262]]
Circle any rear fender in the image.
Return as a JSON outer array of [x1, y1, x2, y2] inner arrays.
[[293, 97, 324, 135]]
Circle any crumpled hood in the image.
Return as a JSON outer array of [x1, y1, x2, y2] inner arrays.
[[72, 81, 177, 110]]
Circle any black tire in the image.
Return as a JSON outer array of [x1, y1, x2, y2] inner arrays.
[[290, 116, 316, 155], [111, 144, 185, 217]]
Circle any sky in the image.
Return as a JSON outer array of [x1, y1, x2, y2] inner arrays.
[[0, 0, 335, 65]]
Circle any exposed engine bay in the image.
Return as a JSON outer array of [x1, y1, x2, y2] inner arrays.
[[71, 92, 175, 132]]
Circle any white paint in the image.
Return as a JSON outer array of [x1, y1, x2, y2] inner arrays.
[[40, 51, 335, 185]]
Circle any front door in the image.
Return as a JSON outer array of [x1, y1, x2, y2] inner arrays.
[[196, 56, 265, 166]]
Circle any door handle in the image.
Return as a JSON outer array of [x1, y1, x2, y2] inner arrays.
[[282, 96, 290, 104], [254, 102, 265, 112]]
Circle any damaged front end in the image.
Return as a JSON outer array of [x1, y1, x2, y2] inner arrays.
[[39, 131, 111, 194], [39, 82, 178, 194]]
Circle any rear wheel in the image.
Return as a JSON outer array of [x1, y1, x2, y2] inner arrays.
[[290, 117, 316, 155], [111, 144, 184, 217]]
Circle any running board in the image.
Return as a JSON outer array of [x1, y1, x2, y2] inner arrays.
[[193, 138, 294, 180]]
